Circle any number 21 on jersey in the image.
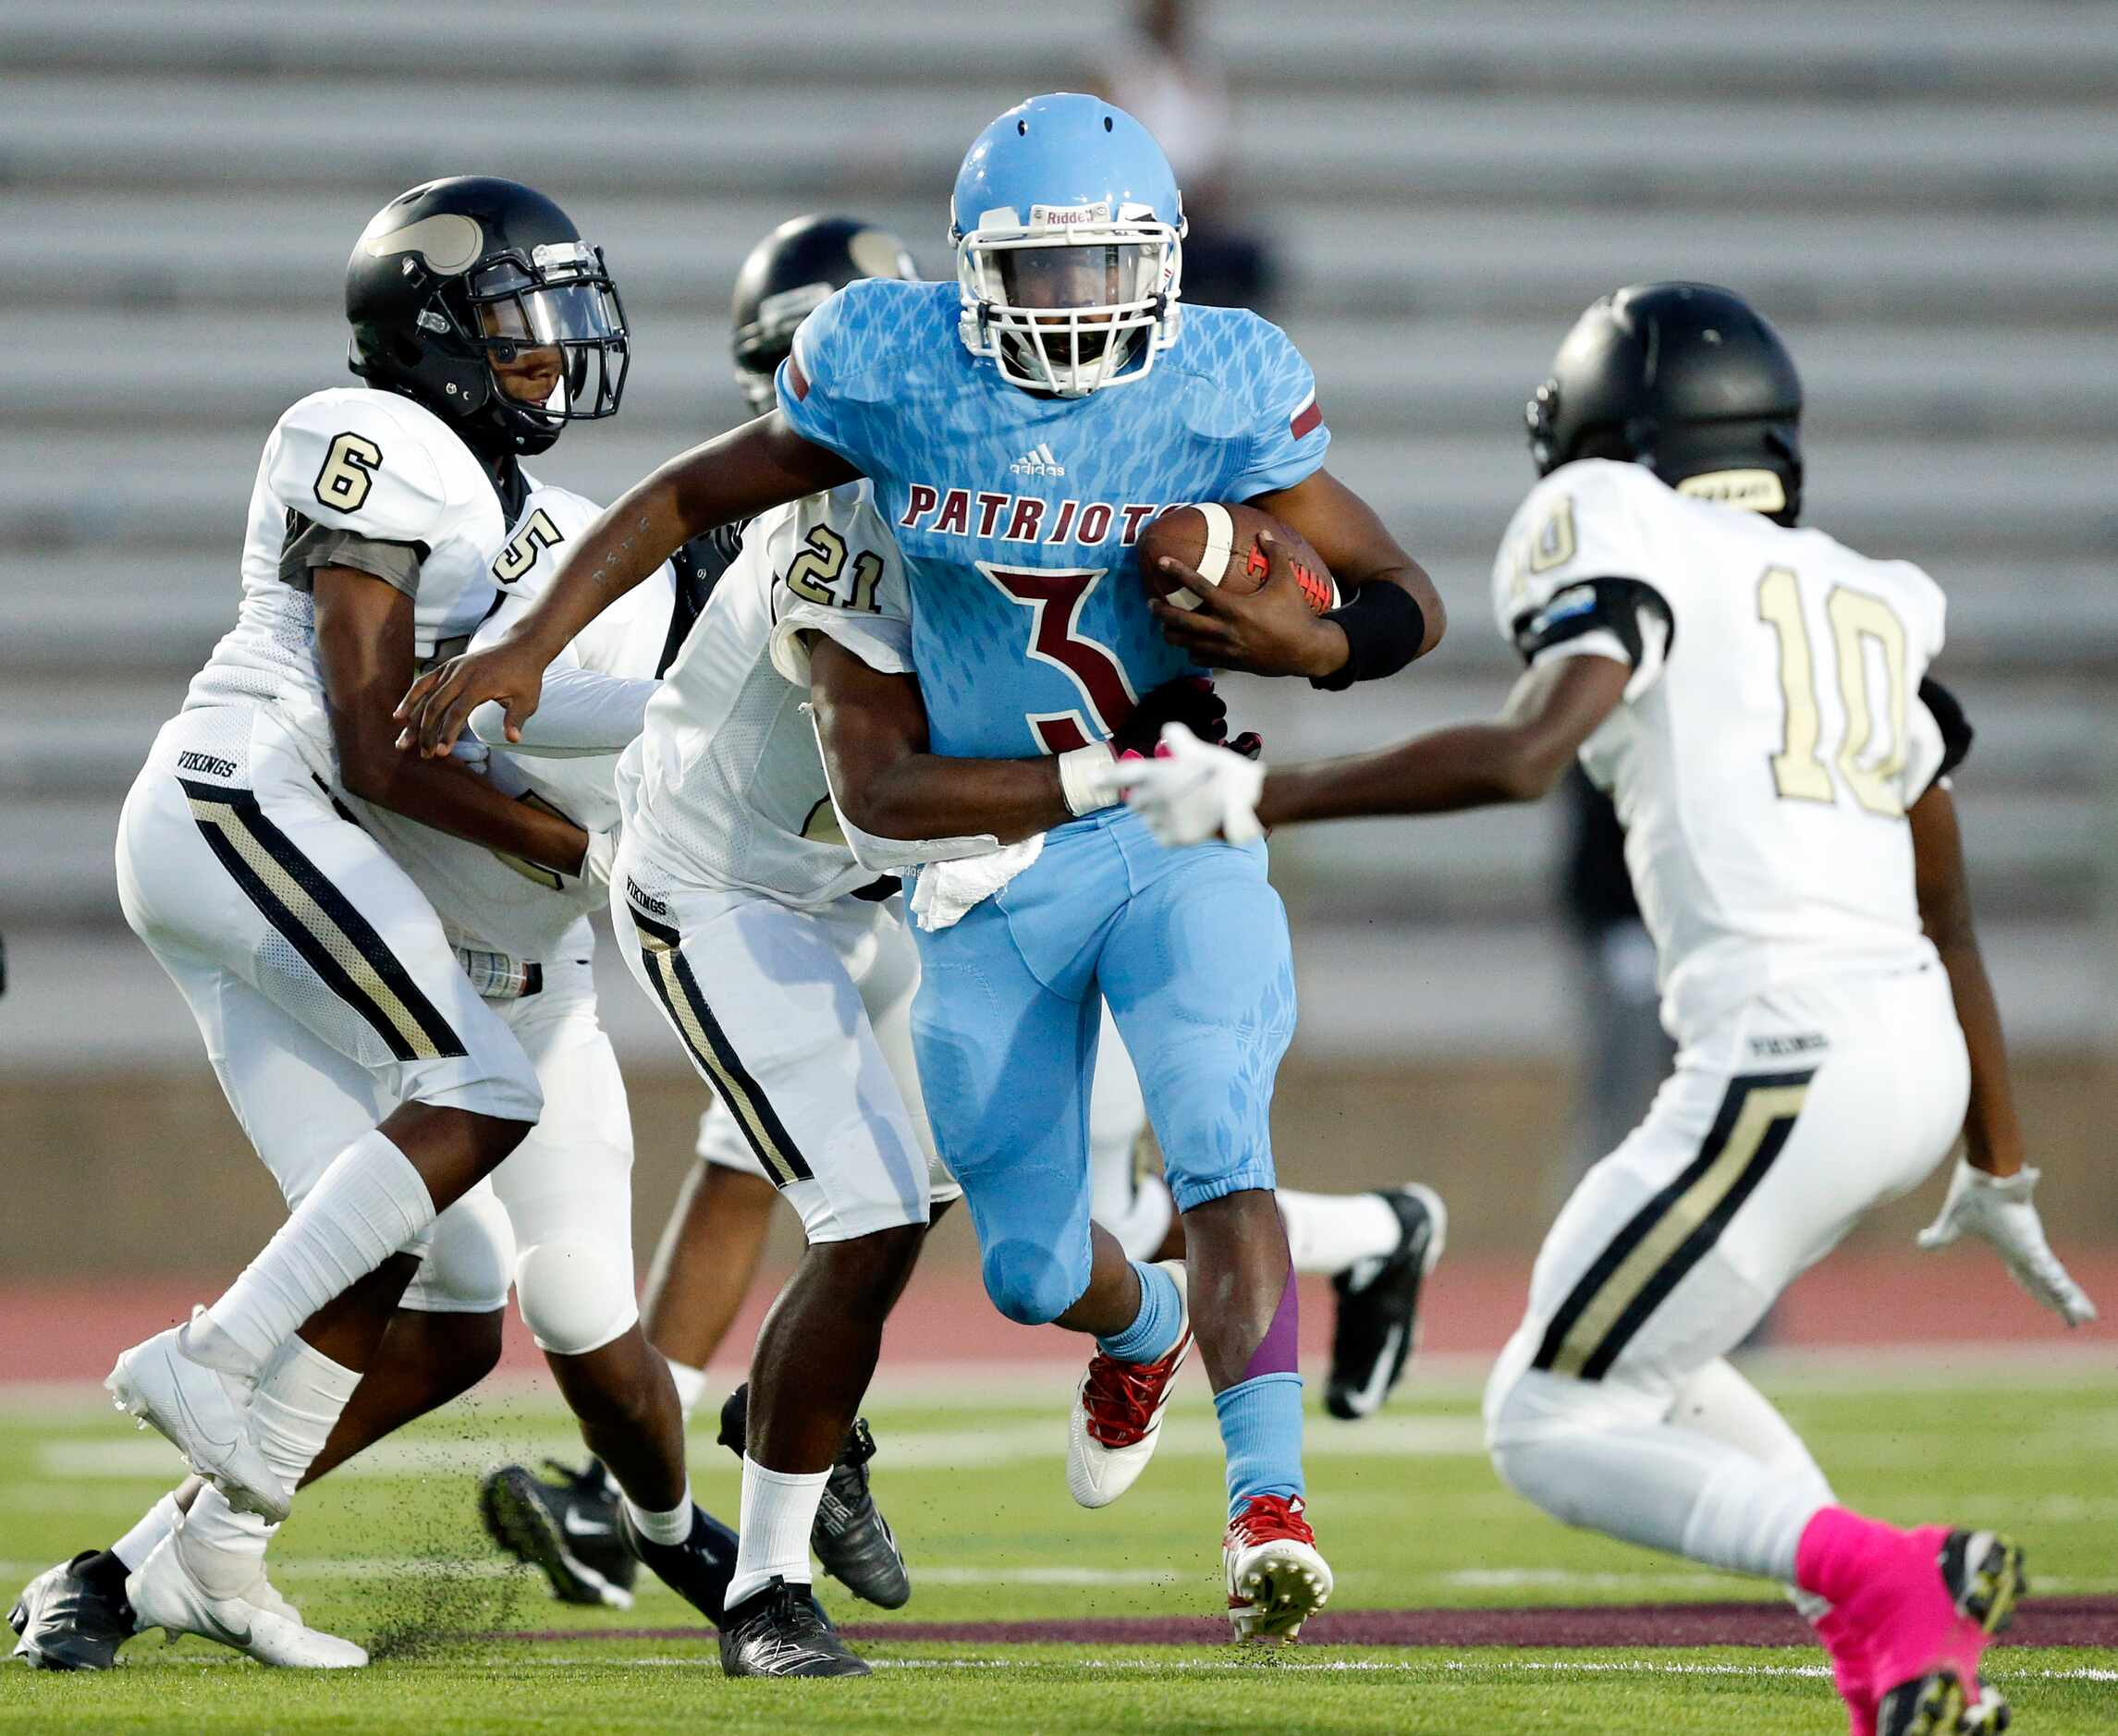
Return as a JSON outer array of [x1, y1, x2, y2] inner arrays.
[[1757, 568, 1909, 816]]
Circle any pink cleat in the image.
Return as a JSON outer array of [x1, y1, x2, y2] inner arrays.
[[1801, 1512, 2024, 1736], [1812, 1602, 1879, 1736]]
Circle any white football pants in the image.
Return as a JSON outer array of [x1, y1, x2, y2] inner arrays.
[[118, 704, 637, 1356], [1484, 966, 1968, 1582]]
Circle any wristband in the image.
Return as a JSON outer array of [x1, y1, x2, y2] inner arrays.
[[1058, 743, 1119, 816], [1310, 581, 1427, 691]]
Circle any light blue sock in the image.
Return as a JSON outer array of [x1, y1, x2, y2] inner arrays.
[[1095, 1261, 1182, 1364], [1215, 1372, 1305, 1517]]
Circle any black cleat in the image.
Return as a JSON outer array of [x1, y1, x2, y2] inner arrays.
[[1326, 1183, 1447, 1421], [720, 1386, 911, 1608], [717, 1576, 869, 1678], [479, 1460, 639, 1610], [618, 1502, 740, 1627], [10, 1551, 137, 1670]]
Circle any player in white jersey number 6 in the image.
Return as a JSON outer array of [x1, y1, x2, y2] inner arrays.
[[1118, 283, 2094, 1736], [12, 178, 742, 1674]]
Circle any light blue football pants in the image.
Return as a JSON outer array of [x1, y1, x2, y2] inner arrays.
[[910, 808, 1297, 1326]]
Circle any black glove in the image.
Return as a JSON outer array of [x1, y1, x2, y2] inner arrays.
[[1114, 677, 1229, 757]]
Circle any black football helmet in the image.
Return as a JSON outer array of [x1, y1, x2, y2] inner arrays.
[[1526, 282, 1803, 522], [345, 176, 628, 458], [730, 215, 917, 413]]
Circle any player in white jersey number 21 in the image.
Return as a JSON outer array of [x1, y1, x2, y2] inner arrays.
[[1119, 283, 2095, 1736]]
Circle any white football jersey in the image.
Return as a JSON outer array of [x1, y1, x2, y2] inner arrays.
[[355, 481, 676, 963], [184, 387, 508, 783], [1492, 458, 1953, 1043], [620, 480, 913, 907]]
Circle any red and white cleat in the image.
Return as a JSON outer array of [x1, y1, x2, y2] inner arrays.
[[1223, 1493, 1333, 1643], [1066, 1260, 1190, 1509]]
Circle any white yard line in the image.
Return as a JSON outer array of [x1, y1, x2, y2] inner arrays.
[[94, 1651, 2118, 1682]]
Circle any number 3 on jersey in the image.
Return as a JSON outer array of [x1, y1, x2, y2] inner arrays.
[[1757, 568, 1909, 816], [978, 564, 1138, 753]]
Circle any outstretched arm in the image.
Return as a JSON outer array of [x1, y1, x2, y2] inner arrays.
[[1911, 783, 2023, 1178], [397, 413, 854, 754], [809, 636, 1070, 850], [1258, 653, 1627, 826], [1909, 780, 2097, 1325], [807, 639, 1235, 855]]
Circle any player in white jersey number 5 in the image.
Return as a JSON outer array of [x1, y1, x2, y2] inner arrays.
[[1119, 284, 2094, 1736]]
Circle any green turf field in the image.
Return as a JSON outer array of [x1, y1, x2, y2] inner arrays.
[[4, 1358, 2113, 1732]]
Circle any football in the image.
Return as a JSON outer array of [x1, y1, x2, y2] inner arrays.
[[1137, 501, 1341, 616]]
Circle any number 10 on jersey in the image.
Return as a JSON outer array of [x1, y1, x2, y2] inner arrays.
[[1757, 568, 1909, 817]]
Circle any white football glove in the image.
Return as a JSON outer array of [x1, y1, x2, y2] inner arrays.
[[1111, 723, 1267, 848], [576, 827, 620, 892], [1916, 1158, 2099, 1326]]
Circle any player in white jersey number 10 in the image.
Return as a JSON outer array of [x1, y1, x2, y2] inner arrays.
[[1118, 282, 2095, 1735]]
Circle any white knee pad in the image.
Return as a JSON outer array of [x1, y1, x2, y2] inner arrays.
[[1092, 1148, 1174, 1263], [514, 1238, 640, 1357], [1671, 1358, 1834, 1506], [1086, 1023, 1168, 1261], [1486, 1339, 1819, 1583], [401, 1187, 513, 1315]]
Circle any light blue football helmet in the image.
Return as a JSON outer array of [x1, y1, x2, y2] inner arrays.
[[949, 93, 1186, 397]]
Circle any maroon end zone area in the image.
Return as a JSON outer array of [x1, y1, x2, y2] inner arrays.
[[489, 1597, 2118, 1651]]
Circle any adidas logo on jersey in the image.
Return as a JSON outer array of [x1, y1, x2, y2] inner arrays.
[[1010, 443, 1065, 478]]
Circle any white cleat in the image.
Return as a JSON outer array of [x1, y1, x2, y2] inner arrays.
[[127, 1531, 365, 1668], [1067, 1259, 1191, 1510], [1224, 1494, 1333, 1643], [105, 1319, 289, 1523]]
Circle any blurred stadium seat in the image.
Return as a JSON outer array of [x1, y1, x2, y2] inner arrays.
[[0, 4, 2111, 1269]]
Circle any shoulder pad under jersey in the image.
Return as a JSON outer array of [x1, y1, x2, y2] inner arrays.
[[265, 388, 485, 545]]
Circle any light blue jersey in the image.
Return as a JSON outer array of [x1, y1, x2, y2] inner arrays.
[[777, 277, 1329, 759], [775, 92, 1322, 1531]]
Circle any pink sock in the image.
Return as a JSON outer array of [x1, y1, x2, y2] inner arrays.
[[1800, 1510, 1979, 1705], [1794, 1505, 1897, 1604]]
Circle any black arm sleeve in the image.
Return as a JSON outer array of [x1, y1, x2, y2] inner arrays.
[[1307, 581, 1427, 691], [1509, 577, 1673, 668], [656, 519, 753, 678], [1918, 676, 1975, 785]]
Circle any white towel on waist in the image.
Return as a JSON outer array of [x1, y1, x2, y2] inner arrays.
[[909, 834, 1045, 932]]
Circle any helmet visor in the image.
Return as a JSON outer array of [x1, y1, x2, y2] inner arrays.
[[473, 276, 624, 347], [969, 234, 1173, 395], [468, 255, 629, 422], [994, 242, 1161, 316]]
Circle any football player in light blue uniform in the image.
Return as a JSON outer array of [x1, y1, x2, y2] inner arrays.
[[401, 94, 1442, 1637]]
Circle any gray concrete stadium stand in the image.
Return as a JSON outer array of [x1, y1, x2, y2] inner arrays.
[[1, 0, 2112, 1066]]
